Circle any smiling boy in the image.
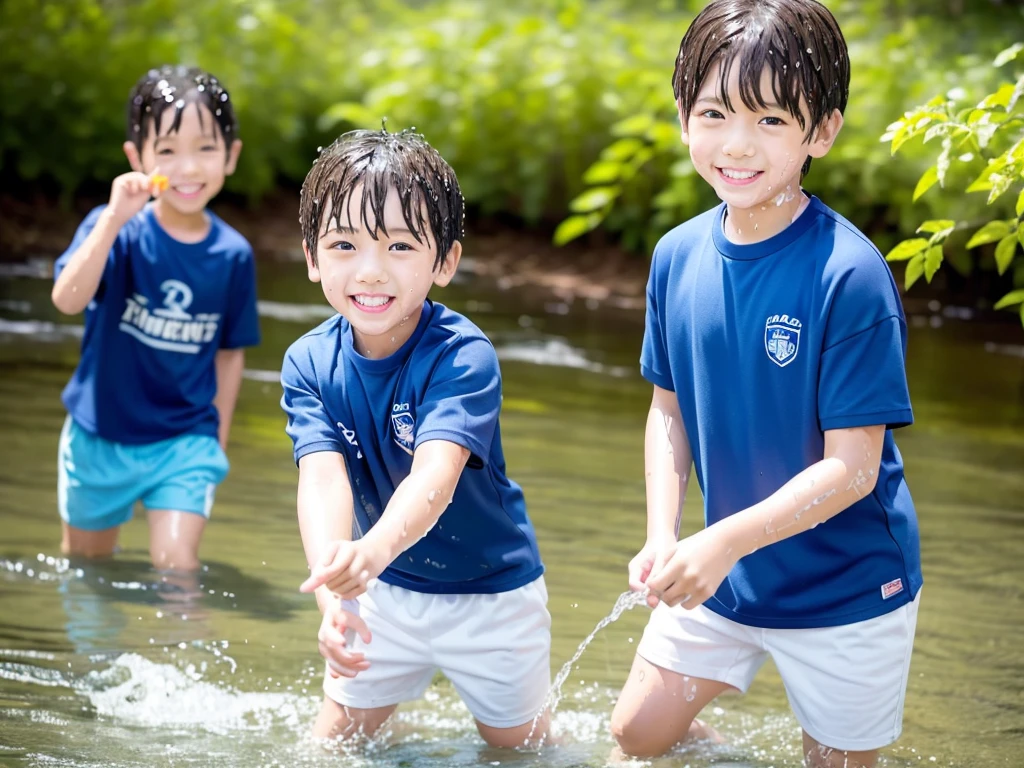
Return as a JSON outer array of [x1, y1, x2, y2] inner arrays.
[[280, 128, 550, 748], [51, 65, 260, 571], [611, 2, 922, 766]]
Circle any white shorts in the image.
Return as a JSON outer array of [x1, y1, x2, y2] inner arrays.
[[324, 577, 551, 729], [637, 592, 921, 752]]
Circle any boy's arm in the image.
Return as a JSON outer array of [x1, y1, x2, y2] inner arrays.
[[52, 171, 156, 314], [647, 424, 884, 607], [630, 385, 693, 603], [297, 450, 355, 615], [213, 348, 245, 450], [301, 439, 470, 598]]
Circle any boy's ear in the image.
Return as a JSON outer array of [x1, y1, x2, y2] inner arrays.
[[302, 240, 321, 283], [224, 139, 243, 175], [676, 98, 690, 146], [808, 109, 844, 159], [432, 240, 463, 288], [123, 141, 143, 172]]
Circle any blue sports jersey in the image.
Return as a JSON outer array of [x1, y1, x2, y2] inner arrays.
[[55, 205, 261, 445], [641, 196, 922, 629], [280, 301, 544, 595]]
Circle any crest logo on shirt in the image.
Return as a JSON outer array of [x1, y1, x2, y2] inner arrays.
[[880, 578, 904, 600], [391, 402, 415, 455], [764, 314, 802, 368], [118, 279, 220, 354]]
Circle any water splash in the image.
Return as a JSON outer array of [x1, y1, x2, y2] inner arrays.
[[528, 589, 649, 743]]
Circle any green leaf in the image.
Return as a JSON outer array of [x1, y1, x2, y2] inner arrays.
[[917, 219, 955, 235], [913, 166, 939, 201], [966, 220, 1013, 248], [611, 114, 654, 137], [553, 213, 600, 246], [978, 83, 1016, 110], [904, 254, 925, 290], [924, 245, 944, 282], [317, 102, 378, 130], [582, 160, 621, 185], [601, 138, 645, 162], [995, 234, 1019, 274], [568, 185, 619, 213], [1017, 189, 1024, 218], [1019, 221, 1024, 249], [993, 289, 1024, 310], [994, 42, 1024, 68], [885, 238, 929, 262]]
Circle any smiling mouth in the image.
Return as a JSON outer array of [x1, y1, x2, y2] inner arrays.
[[717, 168, 763, 184], [352, 294, 394, 313], [172, 183, 205, 197]]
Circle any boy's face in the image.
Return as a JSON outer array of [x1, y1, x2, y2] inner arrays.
[[304, 184, 461, 359], [124, 101, 241, 217], [680, 61, 842, 217]]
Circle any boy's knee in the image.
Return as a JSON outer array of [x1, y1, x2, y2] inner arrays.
[[610, 711, 674, 758], [149, 544, 199, 571]]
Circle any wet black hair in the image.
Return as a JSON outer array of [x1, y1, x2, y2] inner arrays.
[[299, 127, 465, 271], [126, 65, 237, 154], [672, 0, 850, 176]]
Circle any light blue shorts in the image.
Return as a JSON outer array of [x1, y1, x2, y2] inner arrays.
[[57, 416, 229, 532]]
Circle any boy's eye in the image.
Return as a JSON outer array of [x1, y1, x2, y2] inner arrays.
[[328, 241, 355, 251], [760, 116, 785, 126], [700, 109, 725, 119], [156, 148, 174, 155], [200, 144, 218, 151], [389, 242, 413, 252]]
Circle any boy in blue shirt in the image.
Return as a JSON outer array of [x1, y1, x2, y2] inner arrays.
[[611, 2, 921, 766], [280, 129, 550, 747], [52, 66, 260, 572]]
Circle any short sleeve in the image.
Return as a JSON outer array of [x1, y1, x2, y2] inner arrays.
[[818, 254, 913, 431], [281, 343, 343, 464], [53, 206, 120, 299], [414, 337, 501, 465], [221, 249, 261, 349], [640, 246, 674, 391]]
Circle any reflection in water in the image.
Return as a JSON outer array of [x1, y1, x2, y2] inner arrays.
[[0, 261, 1022, 766]]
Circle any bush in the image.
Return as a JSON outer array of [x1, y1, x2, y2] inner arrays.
[[883, 42, 1024, 327]]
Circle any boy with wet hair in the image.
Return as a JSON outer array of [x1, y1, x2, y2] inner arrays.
[[611, 2, 921, 766], [281, 128, 550, 747], [52, 65, 259, 572]]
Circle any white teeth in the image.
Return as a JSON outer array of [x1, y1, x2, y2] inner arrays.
[[721, 169, 758, 179], [354, 295, 391, 307], [175, 184, 202, 194]]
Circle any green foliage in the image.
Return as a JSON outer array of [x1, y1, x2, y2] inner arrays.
[[557, 1, 1024, 255], [884, 42, 1024, 327]]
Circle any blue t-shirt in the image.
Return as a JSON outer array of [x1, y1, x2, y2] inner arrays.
[[641, 196, 922, 629], [55, 205, 261, 445], [280, 300, 544, 595]]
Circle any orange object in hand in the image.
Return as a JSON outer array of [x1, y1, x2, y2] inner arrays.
[[151, 174, 169, 194]]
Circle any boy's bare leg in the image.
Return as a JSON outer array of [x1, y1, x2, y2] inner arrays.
[[313, 695, 396, 741], [610, 653, 731, 758], [146, 510, 206, 571], [61, 522, 119, 558], [803, 732, 877, 768], [475, 710, 548, 749]]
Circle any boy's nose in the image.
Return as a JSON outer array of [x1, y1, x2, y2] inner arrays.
[[721, 131, 756, 158], [355, 254, 388, 284]]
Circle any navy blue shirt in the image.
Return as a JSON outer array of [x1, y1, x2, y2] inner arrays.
[[55, 205, 261, 444], [281, 301, 544, 594], [642, 197, 922, 629]]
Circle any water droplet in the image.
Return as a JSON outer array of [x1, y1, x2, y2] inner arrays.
[[427, 489, 439, 503], [807, 47, 812, 54]]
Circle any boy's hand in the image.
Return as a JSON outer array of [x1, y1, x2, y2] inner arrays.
[[300, 539, 386, 600], [318, 599, 372, 679], [628, 537, 677, 608], [107, 169, 162, 225], [645, 526, 739, 610]]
